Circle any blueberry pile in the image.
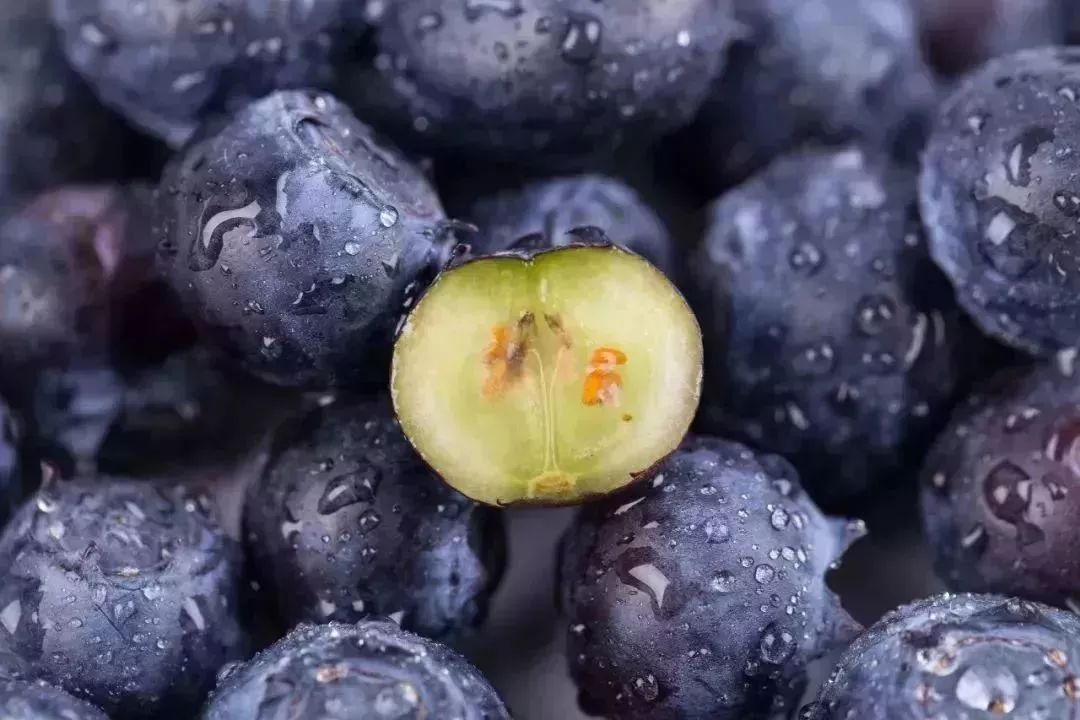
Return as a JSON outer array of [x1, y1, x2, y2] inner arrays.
[[2, 1, 1080, 718]]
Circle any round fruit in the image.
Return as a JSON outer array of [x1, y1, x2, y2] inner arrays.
[[0, 476, 248, 719], [560, 436, 863, 720], [347, 0, 736, 161], [202, 621, 510, 720], [392, 235, 703, 506], [0, 679, 110, 720], [0, 0, 130, 208], [920, 47, 1080, 355], [0, 185, 143, 377], [921, 359, 1080, 608], [685, 0, 934, 187], [803, 593, 1080, 719], [50, 0, 354, 147], [244, 397, 505, 639], [156, 90, 454, 388], [689, 147, 972, 504], [461, 174, 676, 277]]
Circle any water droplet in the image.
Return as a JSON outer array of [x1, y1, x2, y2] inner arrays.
[[754, 565, 775, 584], [790, 342, 836, 376], [464, 0, 523, 21], [561, 13, 602, 64], [710, 571, 736, 593], [854, 295, 897, 336], [704, 519, 730, 543], [788, 242, 825, 275], [416, 12, 443, 33], [616, 548, 671, 613], [379, 206, 399, 228], [344, 241, 362, 255], [770, 507, 790, 530], [317, 468, 381, 515], [759, 624, 797, 664], [191, 201, 261, 272]]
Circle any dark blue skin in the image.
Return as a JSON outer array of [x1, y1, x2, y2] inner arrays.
[[803, 594, 1080, 719], [0, 478, 248, 720], [345, 0, 736, 163], [244, 397, 504, 641], [0, 185, 153, 383], [921, 361, 1080, 609], [689, 147, 974, 504], [0, 1, 132, 211], [560, 436, 863, 720], [460, 175, 677, 278], [921, 47, 1080, 356], [919, 0, 1073, 76], [156, 90, 454, 389], [0, 680, 111, 720], [684, 0, 935, 188], [0, 397, 19, 530], [50, 0, 356, 147], [202, 621, 510, 720]]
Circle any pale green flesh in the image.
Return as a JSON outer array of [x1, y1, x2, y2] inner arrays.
[[391, 246, 703, 506]]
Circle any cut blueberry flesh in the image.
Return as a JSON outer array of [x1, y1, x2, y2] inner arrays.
[[392, 244, 702, 506]]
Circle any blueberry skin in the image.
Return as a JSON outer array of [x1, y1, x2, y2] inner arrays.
[[461, 175, 676, 277], [156, 90, 451, 389], [0, 1, 130, 210], [803, 593, 1080, 719], [918, 0, 1072, 77], [0, 397, 20, 530], [0, 186, 138, 378], [920, 48, 1080, 356], [244, 397, 505, 641], [0, 478, 248, 719], [0, 679, 111, 720], [687, 0, 935, 186], [50, 0, 354, 147], [920, 360, 1080, 608], [349, 0, 735, 162], [202, 620, 510, 720], [559, 436, 863, 720], [689, 147, 971, 504]]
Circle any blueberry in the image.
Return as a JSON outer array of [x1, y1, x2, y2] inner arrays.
[[920, 359, 1080, 608], [0, 679, 110, 720], [683, 0, 935, 187], [345, 0, 736, 162], [0, 397, 20, 529], [50, 0, 356, 147], [920, 47, 1080, 356], [0, 1, 132, 209], [0, 477, 248, 719], [918, 0, 1072, 77], [460, 175, 677, 277], [559, 436, 863, 720], [802, 593, 1080, 719], [156, 90, 455, 389], [0, 184, 156, 382], [202, 620, 510, 720], [244, 396, 505, 640], [96, 349, 298, 476], [688, 147, 973, 504]]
